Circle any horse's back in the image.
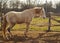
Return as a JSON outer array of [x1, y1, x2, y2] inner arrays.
[[5, 11, 32, 24], [5, 11, 22, 18], [5, 11, 21, 23]]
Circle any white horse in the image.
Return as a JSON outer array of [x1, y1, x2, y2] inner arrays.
[[2, 7, 46, 39]]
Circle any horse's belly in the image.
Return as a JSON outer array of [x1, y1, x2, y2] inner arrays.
[[17, 21, 25, 24], [10, 19, 25, 24]]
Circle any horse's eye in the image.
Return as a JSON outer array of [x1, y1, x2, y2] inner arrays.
[[35, 9, 41, 14]]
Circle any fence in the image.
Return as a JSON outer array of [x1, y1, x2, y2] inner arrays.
[[47, 12, 60, 31]]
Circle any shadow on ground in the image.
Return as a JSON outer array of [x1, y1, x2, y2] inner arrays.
[[0, 31, 60, 43]]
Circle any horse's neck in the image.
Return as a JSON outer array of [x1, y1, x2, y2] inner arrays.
[[23, 9, 34, 16], [28, 9, 35, 17]]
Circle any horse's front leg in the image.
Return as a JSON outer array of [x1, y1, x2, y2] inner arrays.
[[24, 23, 30, 37]]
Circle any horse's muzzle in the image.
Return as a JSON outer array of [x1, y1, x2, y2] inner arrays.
[[43, 17, 46, 19], [34, 16, 40, 18]]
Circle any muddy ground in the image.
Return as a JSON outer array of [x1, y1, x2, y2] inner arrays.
[[0, 31, 60, 43]]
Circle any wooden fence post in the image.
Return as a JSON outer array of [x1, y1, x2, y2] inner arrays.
[[48, 13, 51, 31]]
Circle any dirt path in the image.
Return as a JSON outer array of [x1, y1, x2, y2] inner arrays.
[[0, 31, 60, 43]]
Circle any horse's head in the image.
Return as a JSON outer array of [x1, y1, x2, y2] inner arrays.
[[33, 7, 46, 19]]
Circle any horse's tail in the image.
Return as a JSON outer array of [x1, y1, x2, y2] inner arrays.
[[2, 14, 7, 39]]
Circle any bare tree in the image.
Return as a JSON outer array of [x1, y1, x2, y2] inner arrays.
[[0, 1, 2, 12], [1, 0, 8, 14], [9, 1, 13, 8], [56, 2, 60, 12], [15, 0, 20, 9], [0, 0, 2, 17], [9, 0, 15, 9]]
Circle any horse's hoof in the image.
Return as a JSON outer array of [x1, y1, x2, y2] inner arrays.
[[25, 35, 28, 38], [24, 35, 29, 40], [24, 34, 28, 38], [10, 35, 14, 39], [3, 37, 10, 41], [7, 33, 13, 39], [6, 36, 10, 40], [6, 37, 10, 40], [5, 34, 11, 40]]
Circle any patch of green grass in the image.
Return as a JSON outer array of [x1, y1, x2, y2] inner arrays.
[[12, 18, 48, 31], [11, 17, 60, 31], [51, 26, 60, 31]]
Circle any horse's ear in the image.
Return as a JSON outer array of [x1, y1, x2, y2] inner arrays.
[[33, 7, 42, 14]]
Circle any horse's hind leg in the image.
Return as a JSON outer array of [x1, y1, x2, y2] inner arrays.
[[2, 22, 7, 39], [6, 24, 15, 39], [24, 23, 30, 37]]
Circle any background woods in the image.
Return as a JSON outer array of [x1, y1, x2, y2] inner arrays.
[[0, 0, 60, 15]]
